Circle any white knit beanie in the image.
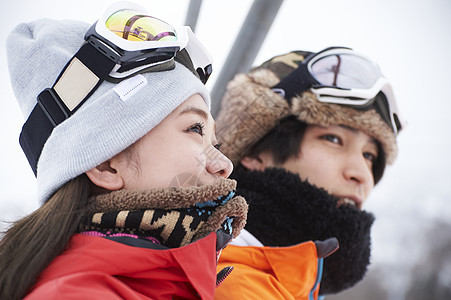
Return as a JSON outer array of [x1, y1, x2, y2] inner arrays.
[[7, 18, 210, 204]]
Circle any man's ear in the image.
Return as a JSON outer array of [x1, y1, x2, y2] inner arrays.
[[240, 156, 266, 171], [241, 153, 276, 171], [86, 160, 124, 191]]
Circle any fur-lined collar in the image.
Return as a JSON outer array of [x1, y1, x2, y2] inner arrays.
[[81, 178, 248, 247]]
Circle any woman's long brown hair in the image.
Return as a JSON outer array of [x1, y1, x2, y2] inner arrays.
[[0, 174, 91, 300]]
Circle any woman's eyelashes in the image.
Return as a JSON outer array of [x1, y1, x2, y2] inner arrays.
[[185, 122, 222, 151], [186, 122, 205, 136]]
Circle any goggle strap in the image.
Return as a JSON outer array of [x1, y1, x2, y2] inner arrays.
[[175, 49, 213, 84], [19, 42, 116, 175], [175, 48, 212, 84], [175, 48, 199, 81], [272, 63, 315, 104], [75, 42, 117, 80], [117, 52, 174, 73], [107, 59, 176, 83], [19, 94, 57, 175], [372, 93, 399, 133]]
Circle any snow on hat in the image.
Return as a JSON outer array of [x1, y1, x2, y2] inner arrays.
[[216, 50, 398, 183], [7, 18, 210, 203]]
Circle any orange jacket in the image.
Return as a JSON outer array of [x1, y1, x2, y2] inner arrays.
[[215, 241, 329, 300], [26, 233, 225, 299]]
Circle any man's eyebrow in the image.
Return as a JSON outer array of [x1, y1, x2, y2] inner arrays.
[[339, 124, 379, 146], [340, 124, 358, 133], [179, 106, 208, 120], [370, 136, 379, 147]]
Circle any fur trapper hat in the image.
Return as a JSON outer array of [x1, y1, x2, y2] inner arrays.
[[216, 50, 398, 179]]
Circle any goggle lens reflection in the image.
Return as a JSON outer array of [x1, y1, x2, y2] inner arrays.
[[106, 9, 177, 42], [310, 54, 382, 89]]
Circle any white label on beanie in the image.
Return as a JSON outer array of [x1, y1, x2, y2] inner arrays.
[[113, 74, 149, 102]]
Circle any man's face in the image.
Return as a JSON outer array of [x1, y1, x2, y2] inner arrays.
[[243, 125, 378, 209]]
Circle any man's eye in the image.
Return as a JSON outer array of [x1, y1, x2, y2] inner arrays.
[[321, 134, 341, 144], [364, 152, 377, 164], [187, 123, 205, 136]]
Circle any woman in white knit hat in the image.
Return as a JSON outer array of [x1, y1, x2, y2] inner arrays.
[[0, 2, 247, 299]]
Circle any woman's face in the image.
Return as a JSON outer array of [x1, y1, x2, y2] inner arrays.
[[112, 94, 233, 189], [255, 125, 378, 208]]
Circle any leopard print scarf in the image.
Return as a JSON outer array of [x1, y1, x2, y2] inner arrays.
[[79, 178, 248, 248]]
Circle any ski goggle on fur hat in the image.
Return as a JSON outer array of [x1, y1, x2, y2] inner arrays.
[[19, 1, 213, 176], [272, 46, 404, 135], [216, 47, 405, 183]]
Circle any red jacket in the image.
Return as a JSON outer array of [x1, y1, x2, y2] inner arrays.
[[215, 241, 332, 300], [26, 233, 223, 299]]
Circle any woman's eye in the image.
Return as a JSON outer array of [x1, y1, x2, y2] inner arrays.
[[187, 123, 205, 136], [320, 134, 341, 144], [214, 142, 222, 151]]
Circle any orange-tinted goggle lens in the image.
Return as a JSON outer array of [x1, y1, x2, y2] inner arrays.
[[106, 9, 177, 42]]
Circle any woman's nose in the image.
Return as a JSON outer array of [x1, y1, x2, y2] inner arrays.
[[206, 147, 233, 179]]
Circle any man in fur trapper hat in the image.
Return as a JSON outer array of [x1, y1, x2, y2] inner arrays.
[[214, 47, 404, 299]]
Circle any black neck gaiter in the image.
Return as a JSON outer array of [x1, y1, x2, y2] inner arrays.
[[231, 167, 375, 295]]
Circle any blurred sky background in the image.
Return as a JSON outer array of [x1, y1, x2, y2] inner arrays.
[[1, 0, 451, 299]]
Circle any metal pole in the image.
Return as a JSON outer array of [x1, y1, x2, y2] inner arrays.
[[210, 0, 284, 117], [184, 0, 203, 32]]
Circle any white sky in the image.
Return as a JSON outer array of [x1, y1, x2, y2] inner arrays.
[[1, 0, 451, 290]]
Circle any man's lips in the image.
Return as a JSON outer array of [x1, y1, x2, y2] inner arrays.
[[336, 196, 362, 210]]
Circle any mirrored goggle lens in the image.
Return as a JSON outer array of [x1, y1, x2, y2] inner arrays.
[[106, 9, 177, 42], [310, 54, 382, 89]]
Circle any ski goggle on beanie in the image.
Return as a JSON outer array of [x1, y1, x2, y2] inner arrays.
[[7, 1, 212, 203], [216, 47, 405, 184]]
